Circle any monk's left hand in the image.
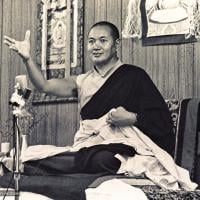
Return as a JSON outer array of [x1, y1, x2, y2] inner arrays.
[[106, 106, 137, 126]]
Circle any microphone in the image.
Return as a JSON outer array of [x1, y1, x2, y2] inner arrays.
[[15, 75, 32, 100], [9, 75, 32, 117]]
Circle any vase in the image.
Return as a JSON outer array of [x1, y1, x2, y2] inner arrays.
[[21, 135, 28, 156]]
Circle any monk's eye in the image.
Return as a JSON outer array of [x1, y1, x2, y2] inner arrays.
[[100, 39, 107, 43], [88, 40, 94, 45]]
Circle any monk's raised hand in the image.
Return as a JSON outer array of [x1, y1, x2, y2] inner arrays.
[[4, 30, 31, 61]]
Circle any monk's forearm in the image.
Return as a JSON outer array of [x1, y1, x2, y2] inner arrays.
[[23, 57, 48, 92]]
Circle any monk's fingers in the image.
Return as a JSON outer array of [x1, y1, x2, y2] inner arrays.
[[4, 40, 12, 47], [107, 115, 118, 125], [108, 108, 117, 119], [4, 36, 16, 44], [9, 44, 18, 52], [4, 39, 19, 51], [4, 39, 17, 49], [107, 112, 112, 120], [25, 30, 30, 41], [109, 112, 118, 121], [106, 117, 113, 124]]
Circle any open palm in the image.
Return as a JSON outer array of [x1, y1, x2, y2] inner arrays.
[[4, 30, 31, 60]]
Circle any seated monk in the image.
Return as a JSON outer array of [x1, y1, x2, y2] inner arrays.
[[3, 21, 197, 198]]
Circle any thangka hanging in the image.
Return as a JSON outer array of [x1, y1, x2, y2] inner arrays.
[[122, 0, 200, 45]]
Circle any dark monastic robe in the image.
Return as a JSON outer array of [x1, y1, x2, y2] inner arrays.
[[81, 64, 175, 155]]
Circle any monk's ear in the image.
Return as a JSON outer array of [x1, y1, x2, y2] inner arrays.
[[115, 38, 121, 50]]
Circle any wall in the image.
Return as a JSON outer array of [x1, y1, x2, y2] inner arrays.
[[0, 0, 200, 146], [84, 0, 200, 99], [0, 0, 78, 146]]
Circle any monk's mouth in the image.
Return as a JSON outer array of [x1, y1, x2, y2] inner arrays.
[[92, 52, 103, 57]]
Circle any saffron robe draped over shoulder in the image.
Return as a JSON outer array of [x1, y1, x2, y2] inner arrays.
[[80, 64, 175, 155]]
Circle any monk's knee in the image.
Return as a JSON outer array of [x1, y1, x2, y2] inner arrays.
[[87, 150, 121, 174]]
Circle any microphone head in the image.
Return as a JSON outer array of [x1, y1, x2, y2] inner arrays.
[[15, 75, 32, 99], [15, 75, 28, 92]]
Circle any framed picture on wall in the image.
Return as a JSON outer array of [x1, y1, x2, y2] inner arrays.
[[122, 0, 200, 46], [141, 0, 199, 46], [32, 0, 84, 104]]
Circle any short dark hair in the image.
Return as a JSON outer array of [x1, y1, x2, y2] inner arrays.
[[88, 21, 120, 41]]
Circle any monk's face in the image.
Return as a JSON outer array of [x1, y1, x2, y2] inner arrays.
[[87, 25, 118, 67]]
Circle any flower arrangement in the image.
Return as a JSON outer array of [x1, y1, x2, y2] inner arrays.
[[0, 95, 48, 144]]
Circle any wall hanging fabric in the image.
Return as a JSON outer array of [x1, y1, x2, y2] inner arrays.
[[33, 0, 84, 104]]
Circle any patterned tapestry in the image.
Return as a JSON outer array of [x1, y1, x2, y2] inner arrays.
[[33, 0, 83, 104]]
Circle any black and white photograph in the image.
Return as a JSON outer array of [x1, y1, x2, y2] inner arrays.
[[0, 0, 200, 199]]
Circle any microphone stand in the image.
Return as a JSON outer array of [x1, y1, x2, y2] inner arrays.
[[12, 113, 20, 200], [10, 83, 26, 200]]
